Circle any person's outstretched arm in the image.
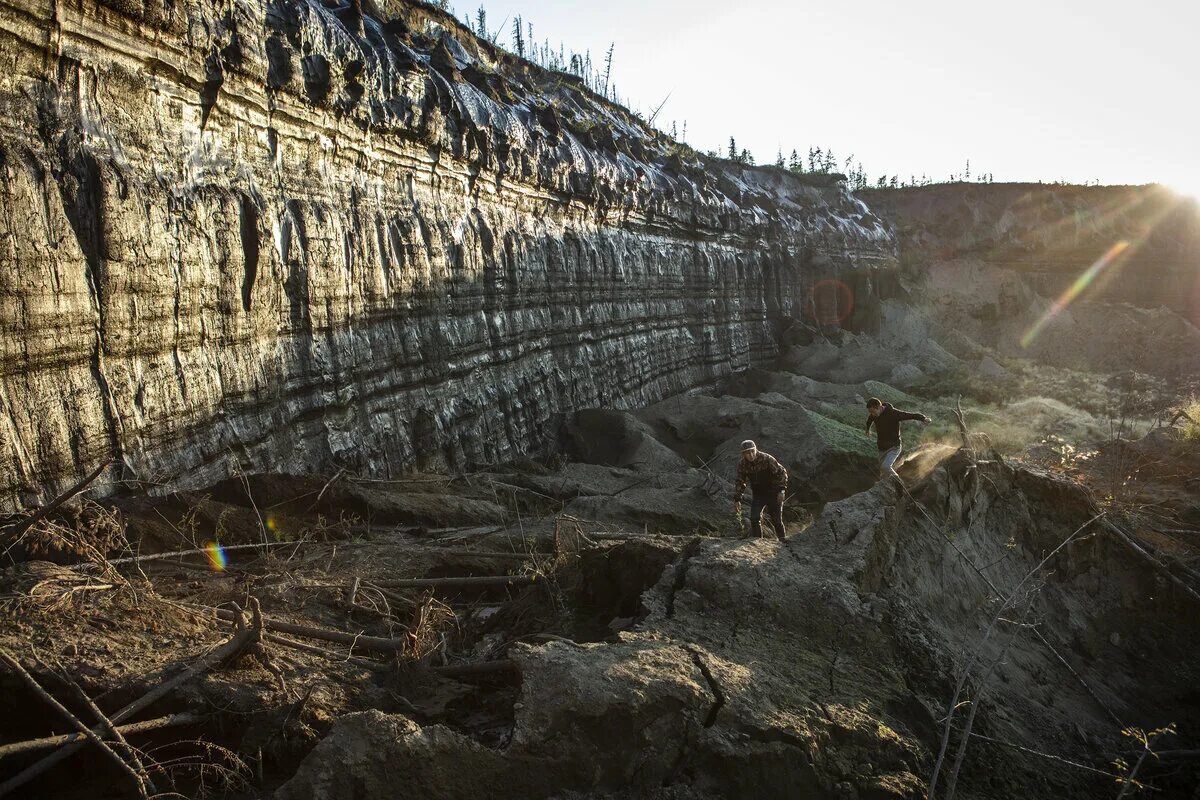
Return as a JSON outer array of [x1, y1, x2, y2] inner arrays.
[[897, 408, 932, 423]]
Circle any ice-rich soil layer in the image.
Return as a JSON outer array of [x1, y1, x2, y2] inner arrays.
[[0, 0, 894, 511], [2, 366, 1197, 799]]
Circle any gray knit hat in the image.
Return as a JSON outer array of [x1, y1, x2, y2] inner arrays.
[[741, 439, 756, 452]]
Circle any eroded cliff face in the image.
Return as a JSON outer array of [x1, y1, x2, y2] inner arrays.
[[0, 0, 894, 510]]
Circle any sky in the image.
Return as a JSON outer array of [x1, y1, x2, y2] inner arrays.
[[449, 0, 1200, 192]]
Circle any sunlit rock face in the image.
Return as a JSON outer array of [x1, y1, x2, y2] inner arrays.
[[861, 183, 1200, 321], [0, 0, 894, 509]]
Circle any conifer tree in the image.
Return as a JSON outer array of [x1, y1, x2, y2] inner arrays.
[[728, 137, 738, 161], [788, 149, 801, 172], [602, 43, 615, 98], [511, 16, 525, 57], [740, 148, 755, 165], [774, 148, 785, 168]]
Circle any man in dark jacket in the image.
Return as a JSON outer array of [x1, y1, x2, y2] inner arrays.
[[733, 439, 788, 540], [865, 397, 931, 483]]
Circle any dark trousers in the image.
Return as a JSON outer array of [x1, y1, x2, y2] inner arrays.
[[749, 492, 786, 540]]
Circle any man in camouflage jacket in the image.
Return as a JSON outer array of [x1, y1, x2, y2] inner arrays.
[[733, 439, 788, 540]]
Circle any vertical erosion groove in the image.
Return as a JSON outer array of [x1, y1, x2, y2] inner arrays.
[[665, 538, 702, 620], [239, 195, 260, 313]]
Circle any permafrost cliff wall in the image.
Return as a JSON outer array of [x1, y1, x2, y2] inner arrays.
[[0, 0, 894, 509]]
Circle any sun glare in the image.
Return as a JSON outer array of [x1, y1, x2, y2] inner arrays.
[[1168, 173, 1200, 202]]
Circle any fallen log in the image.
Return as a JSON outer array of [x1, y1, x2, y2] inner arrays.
[[0, 649, 151, 799], [373, 575, 537, 590], [63, 673, 158, 795], [1103, 521, 1200, 605], [102, 540, 304, 568], [204, 606, 409, 653], [4, 461, 109, 540], [0, 605, 260, 798], [0, 713, 205, 760]]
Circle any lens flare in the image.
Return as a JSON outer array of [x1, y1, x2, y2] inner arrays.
[[205, 541, 228, 572], [1020, 241, 1130, 348], [807, 279, 855, 326]]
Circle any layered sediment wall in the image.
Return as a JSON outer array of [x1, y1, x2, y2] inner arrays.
[[0, 0, 894, 509]]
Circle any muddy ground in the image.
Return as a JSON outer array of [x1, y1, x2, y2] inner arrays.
[[2, 340, 1199, 799]]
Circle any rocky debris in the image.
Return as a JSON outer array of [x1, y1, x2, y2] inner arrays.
[[266, 449, 1200, 799], [0, 0, 896, 511]]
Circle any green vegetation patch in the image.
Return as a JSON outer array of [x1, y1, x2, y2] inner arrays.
[[862, 381, 923, 409], [804, 409, 877, 459]]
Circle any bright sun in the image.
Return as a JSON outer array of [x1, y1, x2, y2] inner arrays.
[[1168, 173, 1200, 202]]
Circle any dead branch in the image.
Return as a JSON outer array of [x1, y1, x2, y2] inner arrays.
[[204, 605, 409, 653], [59, 670, 158, 795], [372, 575, 537, 590], [261, 632, 390, 672], [944, 603, 1033, 800], [0, 606, 260, 798], [1167, 408, 1197, 427], [98, 539, 308, 569], [229, 454, 270, 545], [1102, 521, 1200, 605], [952, 395, 971, 451], [928, 513, 1106, 799], [4, 461, 110, 542], [309, 467, 346, 510], [1030, 628, 1124, 727], [0, 648, 150, 799], [227, 598, 288, 694], [0, 712, 204, 760], [967, 731, 1124, 779]]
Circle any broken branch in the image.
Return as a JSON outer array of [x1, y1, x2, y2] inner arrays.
[[1103, 521, 1200, 605], [0, 649, 150, 799], [204, 605, 409, 653], [0, 712, 204, 760], [0, 606, 260, 798], [372, 575, 536, 590], [4, 461, 110, 541]]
